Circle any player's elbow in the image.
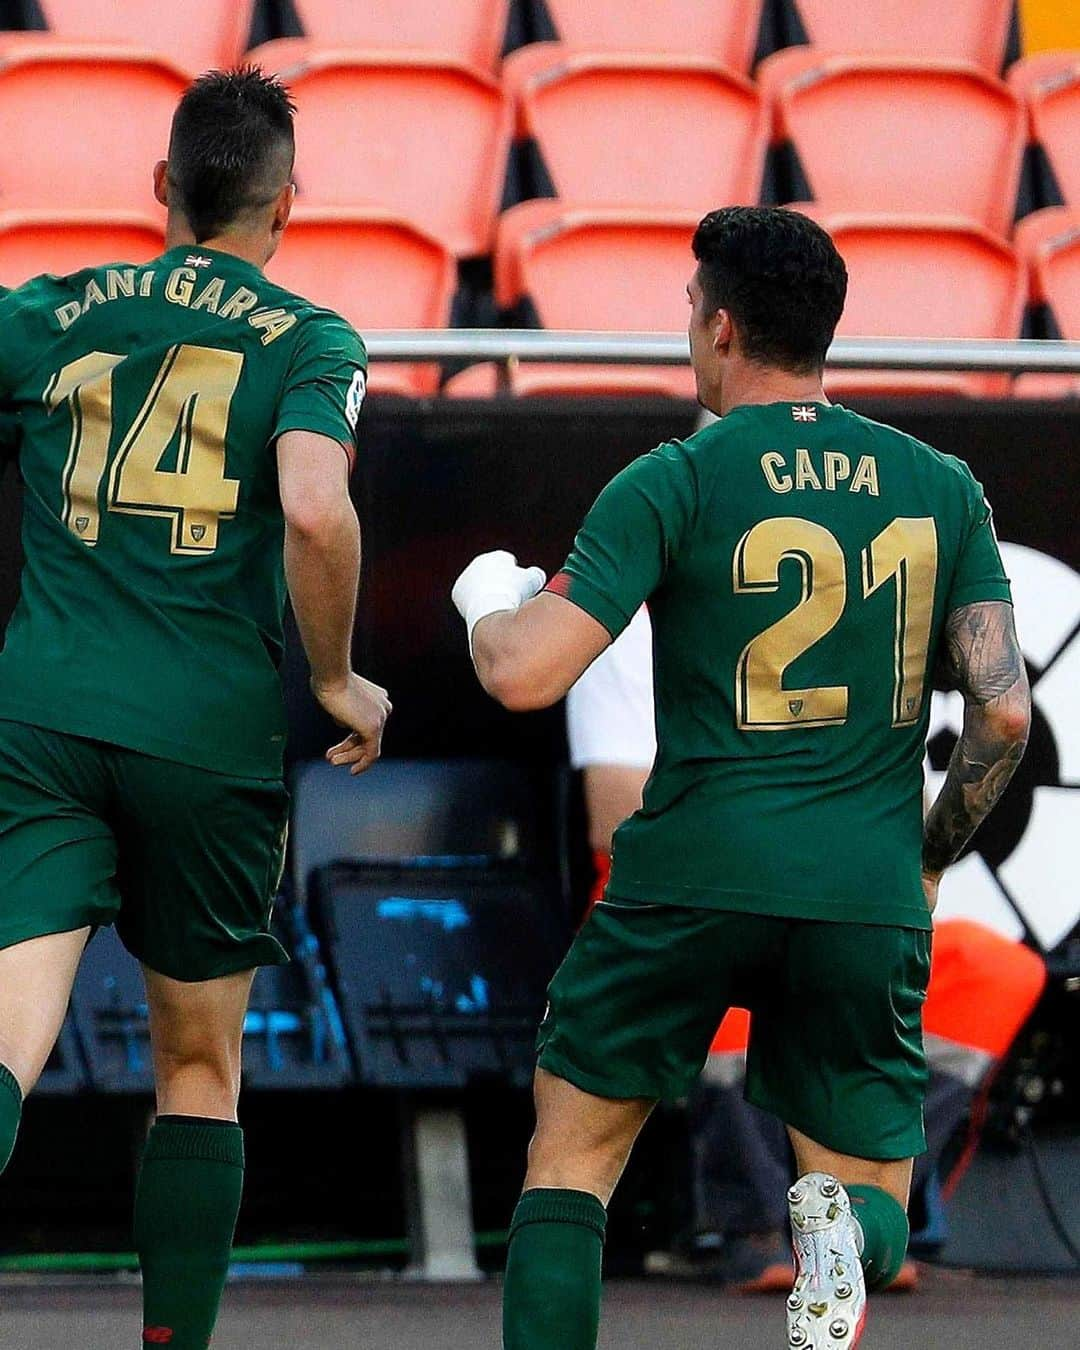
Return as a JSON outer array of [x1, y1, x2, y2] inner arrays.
[[973, 687, 1032, 752], [991, 695, 1032, 749], [282, 492, 354, 545], [483, 662, 554, 713]]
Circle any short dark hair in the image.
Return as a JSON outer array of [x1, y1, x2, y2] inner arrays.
[[168, 67, 296, 242], [692, 207, 847, 373]]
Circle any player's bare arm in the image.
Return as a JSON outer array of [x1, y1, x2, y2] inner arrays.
[[453, 551, 612, 710], [277, 429, 390, 773], [922, 600, 1031, 899]]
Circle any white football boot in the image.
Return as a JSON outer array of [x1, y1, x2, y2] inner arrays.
[[786, 1173, 867, 1349]]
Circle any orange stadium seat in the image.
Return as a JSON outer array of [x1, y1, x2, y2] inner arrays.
[[539, 0, 764, 72], [793, 211, 1026, 398], [1008, 52, 1080, 210], [444, 203, 698, 398], [289, 0, 510, 73], [792, 0, 1013, 73], [0, 45, 186, 214], [246, 45, 512, 257], [0, 212, 164, 289], [503, 45, 766, 212], [270, 210, 456, 397], [759, 51, 1025, 238], [35, 0, 254, 74], [1014, 206, 1080, 397]]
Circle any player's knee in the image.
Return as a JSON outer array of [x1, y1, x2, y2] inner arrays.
[[152, 1033, 241, 1108]]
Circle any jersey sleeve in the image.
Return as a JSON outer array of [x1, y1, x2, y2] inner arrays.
[[0, 282, 40, 401], [546, 442, 697, 639], [946, 469, 1013, 611], [271, 312, 368, 467]]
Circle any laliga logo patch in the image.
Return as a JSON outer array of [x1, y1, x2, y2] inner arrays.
[[345, 368, 367, 431], [926, 543, 1080, 953]]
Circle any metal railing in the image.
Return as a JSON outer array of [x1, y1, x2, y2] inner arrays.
[[363, 331, 1080, 373]]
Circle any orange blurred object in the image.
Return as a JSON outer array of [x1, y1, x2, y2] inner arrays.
[[36, 0, 254, 73], [0, 44, 185, 214], [1013, 206, 1080, 397], [0, 211, 164, 288], [288, 0, 509, 73], [247, 44, 512, 257], [503, 45, 767, 213], [445, 203, 698, 399], [270, 210, 456, 397], [792, 0, 1013, 73], [1008, 52, 1080, 210], [539, 0, 764, 72], [795, 211, 1026, 398], [760, 51, 1025, 238]]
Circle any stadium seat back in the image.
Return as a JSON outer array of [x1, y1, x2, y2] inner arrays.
[[760, 53, 1024, 237], [792, 0, 1013, 73], [0, 213, 164, 289], [470, 202, 697, 397], [799, 212, 1025, 397], [37, 0, 254, 72], [270, 211, 456, 396], [1016, 207, 1080, 338], [290, 0, 509, 72], [540, 0, 764, 71], [505, 46, 766, 211], [256, 49, 511, 256], [0, 47, 186, 213], [1014, 59, 1080, 210]]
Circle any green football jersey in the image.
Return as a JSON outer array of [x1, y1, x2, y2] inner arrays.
[[0, 245, 367, 779], [549, 401, 1012, 930]]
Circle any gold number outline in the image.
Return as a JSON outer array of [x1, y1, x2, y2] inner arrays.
[[45, 345, 244, 555], [862, 517, 939, 726], [734, 517, 849, 730]]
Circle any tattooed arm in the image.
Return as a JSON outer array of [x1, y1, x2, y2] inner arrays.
[[922, 601, 1031, 904]]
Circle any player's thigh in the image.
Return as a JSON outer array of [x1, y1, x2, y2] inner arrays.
[[536, 898, 771, 1104], [747, 921, 931, 1165], [0, 721, 119, 954], [786, 1124, 914, 1210], [0, 928, 91, 1095], [112, 753, 290, 983]]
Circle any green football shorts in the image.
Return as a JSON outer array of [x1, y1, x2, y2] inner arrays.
[[0, 720, 289, 983], [536, 896, 932, 1161]]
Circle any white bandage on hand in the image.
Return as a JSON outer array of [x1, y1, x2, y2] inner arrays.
[[452, 550, 547, 654]]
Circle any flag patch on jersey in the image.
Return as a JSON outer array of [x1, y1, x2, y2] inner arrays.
[[791, 405, 818, 422]]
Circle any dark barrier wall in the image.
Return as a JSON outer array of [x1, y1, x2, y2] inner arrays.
[[2, 398, 1077, 764], [302, 398, 1079, 762]]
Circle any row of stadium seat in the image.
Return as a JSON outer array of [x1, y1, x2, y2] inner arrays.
[[0, 43, 1076, 256], [6, 206, 1075, 400], [9, 0, 1021, 76]]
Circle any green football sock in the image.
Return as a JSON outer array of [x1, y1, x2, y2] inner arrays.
[[134, 1115, 244, 1348], [503, 1187, 607, 1350], [848, 1184, 910, 1290], [0, 1063, 23, 1173]]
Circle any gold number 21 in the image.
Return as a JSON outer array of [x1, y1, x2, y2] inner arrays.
[[735, 515, 938, 731], [46, 344, 243, 554]]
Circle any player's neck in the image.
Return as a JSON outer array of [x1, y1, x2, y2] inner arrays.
[[163, 222, 270, 272], [717, 363, 828, 417]]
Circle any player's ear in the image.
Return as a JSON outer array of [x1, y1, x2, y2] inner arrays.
[[713, 308, 733, 356], [153, 161, 169, 208], [271, 182, 296, 238]]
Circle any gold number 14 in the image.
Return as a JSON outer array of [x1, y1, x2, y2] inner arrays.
[[46, 344, 243, 555]]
